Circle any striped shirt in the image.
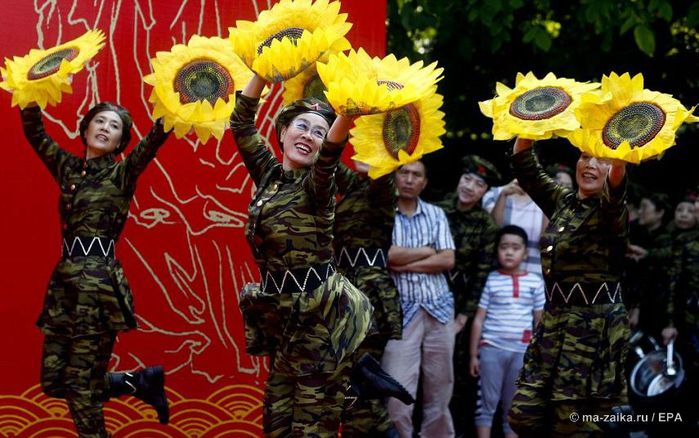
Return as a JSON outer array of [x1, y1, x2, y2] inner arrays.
[[483, 187, 546, 276], [391, 198, 456, 327], [478, 270, 545, 353]]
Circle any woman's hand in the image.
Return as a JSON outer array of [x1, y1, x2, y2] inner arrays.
[[661, 327, 678, 345], [513, 137, 534, 154], [608, 158, 626, 188], [242, 74, 267, 99], [326, 114, 356, 144], [628, 307, 640, 329]]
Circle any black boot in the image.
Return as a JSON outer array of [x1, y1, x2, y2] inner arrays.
[[347, 353, 414, 406], [108, 366, 169, 424]]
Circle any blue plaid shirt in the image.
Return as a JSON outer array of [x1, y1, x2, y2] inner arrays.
[[391, 198, 456, 327]]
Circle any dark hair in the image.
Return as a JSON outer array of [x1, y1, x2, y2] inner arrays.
[[642, 192, 670, 216], [274, 97, 336, 150], [79, 102, 133, 155], [398, 159, 428, 178], [496, 224, 528, 247]]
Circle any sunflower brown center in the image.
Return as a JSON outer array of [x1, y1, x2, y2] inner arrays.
[[174, 59, 233, 105], [602, 102, 666, 150], [509, 87, 572, 120], [258, 27, 305, 54], [27, 48, 79, 80], [383, 103, 421, 159], [303, 74, 328, 102], [377, 80, 405, 91]]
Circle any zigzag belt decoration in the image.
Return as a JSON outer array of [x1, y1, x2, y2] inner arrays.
[[260, 263, 336, 294], [62, 236, 116, 258], [546, 281, 623, 306], [336, 247, 387, 269]]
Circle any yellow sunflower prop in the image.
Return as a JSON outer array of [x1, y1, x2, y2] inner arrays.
[[351, 90, 446, 179], [563, 72, 699, 163], [282, 53, 330, 105], [229, 0, 351, 83], [0, 30, 105, 109], [478, 72, 600, 140], [317, 48, 444, 116], [144, 35, 255, 143]]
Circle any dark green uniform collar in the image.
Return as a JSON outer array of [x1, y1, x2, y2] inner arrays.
[[281, 166, 306, 182], [85, 153, 116, 171]]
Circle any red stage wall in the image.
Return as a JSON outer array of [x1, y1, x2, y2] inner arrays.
[[0, 1, 385, 436]]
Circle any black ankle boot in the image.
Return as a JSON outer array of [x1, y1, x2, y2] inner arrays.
[[108, 366, 169, 424], [348, 353, 414, 405]]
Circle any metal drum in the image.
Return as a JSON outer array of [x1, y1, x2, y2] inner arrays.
[[629, 333, 685, 410]]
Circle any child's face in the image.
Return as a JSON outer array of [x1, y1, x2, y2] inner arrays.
[[498, 234, 527, 271], [674, 201, 696, 230]]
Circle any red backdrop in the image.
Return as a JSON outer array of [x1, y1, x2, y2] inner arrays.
[[0, 1, 385, 436]]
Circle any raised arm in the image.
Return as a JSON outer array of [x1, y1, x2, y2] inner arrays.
[[511, 138, 569, 218], [305, 115, 354, 205], [229, 75, 277, 185], [20, 105, 68, 182], [119, 119, 170, 192]]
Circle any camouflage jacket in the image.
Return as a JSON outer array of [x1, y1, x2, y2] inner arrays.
[[437, 195, 497, 317], [513, 148, 628, 291], [334, 163, 395, 263], [229, 93, 343, 272], [512, 148, 630, 401], [334, 164, 402, 339], [230, 95, 373, 372], [21, 106, 170, 337]]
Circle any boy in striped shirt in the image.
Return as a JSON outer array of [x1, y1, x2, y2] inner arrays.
[[469, 225, 545, 438]]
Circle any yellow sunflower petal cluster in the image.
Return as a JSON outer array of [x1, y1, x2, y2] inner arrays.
[[317, 48, 444, 116], [282, 52, 332, 105], [0, 30, 105, 109], [229, 0, 351, 83], [144, 35, 254, 144], [351, 91, 446, 179], [563, 72, 699, 164], [478, 72, 600, 140]]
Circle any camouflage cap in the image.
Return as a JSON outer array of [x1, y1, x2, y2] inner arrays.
[[462, 155, 501, 187], [274, 97, 336, 149]]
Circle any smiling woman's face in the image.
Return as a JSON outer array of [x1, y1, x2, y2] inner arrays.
[[279, 113, 329, 169], [576, 153, 610, 198]]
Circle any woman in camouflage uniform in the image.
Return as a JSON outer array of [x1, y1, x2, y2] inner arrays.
[[232, 75, 373, 437], [333, 161, 406, 437], [20, 102, 171, 437], [508, 138, 629, 437]]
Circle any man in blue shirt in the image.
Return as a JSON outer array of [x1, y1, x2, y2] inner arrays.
[[382, 160, 456, 437]]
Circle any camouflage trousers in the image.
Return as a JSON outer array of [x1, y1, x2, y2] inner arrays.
[[265, 355, 353, 437], [340, 336, 393, 437], [41, 332, 115, 438], [509, 385, 624, 437], [240, 273, 373, 437]]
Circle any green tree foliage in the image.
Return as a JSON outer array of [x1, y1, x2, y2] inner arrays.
[[387, 0, 699, 197]]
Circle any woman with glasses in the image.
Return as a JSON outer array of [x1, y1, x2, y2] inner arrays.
[[231, 74, 374, 437]]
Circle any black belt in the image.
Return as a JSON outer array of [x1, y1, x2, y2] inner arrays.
[[546, 281, 623, 306], [260, 263, 336, 294], [62, 236, 115, 258], [336, 247, 387, 269]]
